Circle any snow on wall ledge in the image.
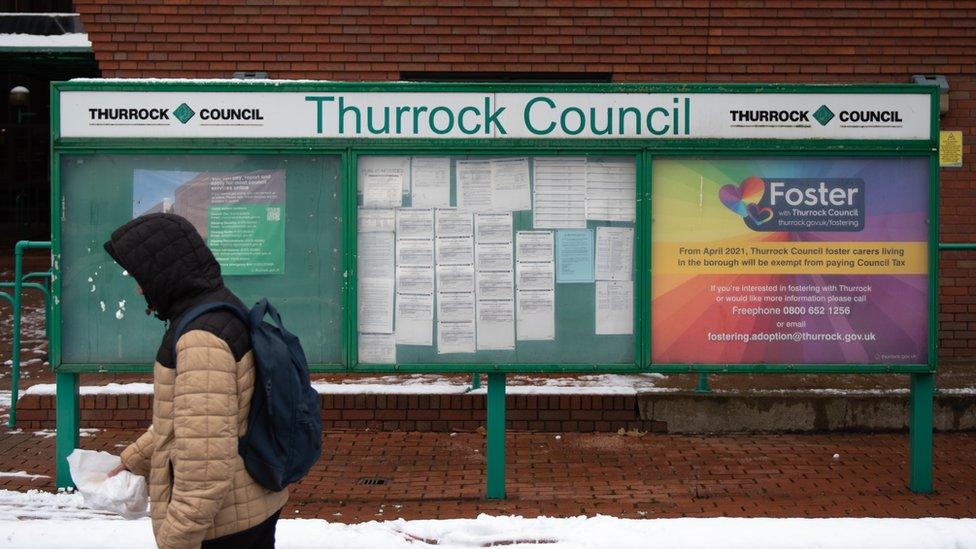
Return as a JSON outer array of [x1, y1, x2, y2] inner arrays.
[[0, 33, 90, 49], [19, 375, 670, 397]]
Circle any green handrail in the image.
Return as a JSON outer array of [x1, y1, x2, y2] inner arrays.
[[22, 271, 53, 339], [6, 241, 51, 427]]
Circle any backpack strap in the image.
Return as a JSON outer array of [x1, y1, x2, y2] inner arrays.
[[171, 301, 250, 368]]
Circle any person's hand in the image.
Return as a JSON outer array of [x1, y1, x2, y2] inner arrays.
[[107, 463, 128, 477]]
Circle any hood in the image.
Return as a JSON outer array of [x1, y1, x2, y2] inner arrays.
[[104, 213, 223, 321]]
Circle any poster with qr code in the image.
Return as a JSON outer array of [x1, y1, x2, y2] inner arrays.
[[132, 169, 286, 275]]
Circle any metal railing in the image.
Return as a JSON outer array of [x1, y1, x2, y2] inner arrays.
[[2, 240, 52, 427]]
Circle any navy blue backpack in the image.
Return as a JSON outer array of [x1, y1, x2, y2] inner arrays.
[[173, 298, 322, 492]]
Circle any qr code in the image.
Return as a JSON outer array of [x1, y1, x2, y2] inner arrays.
[[267, 207, 281, 221]]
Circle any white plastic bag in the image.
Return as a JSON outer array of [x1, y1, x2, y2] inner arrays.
[[66, 449, 148, 519]]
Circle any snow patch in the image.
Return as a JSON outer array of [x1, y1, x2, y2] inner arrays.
[[0, 489, 121, 521], [0, 33, 91, 49], [22, 375, 666, 397], [31, 428, 100, 439], [20, 376, 976, 399], [0, 512, 974, 548], [24, 384, 153, 397], [0, 471, 49, 480]]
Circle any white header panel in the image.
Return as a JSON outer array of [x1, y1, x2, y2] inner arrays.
[[59, 90, 932, 140]]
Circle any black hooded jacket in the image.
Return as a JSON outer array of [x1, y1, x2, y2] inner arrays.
[[103, 213, 250, 368]]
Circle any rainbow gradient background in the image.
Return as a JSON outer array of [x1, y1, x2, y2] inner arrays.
[[651, 157, 929, 365]]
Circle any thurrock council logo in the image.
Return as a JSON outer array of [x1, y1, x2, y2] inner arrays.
[[86, 104, 263, 125]]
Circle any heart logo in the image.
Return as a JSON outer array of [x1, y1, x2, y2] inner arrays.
[[718, 176, 764, 218], [747, 203, 774, 225]]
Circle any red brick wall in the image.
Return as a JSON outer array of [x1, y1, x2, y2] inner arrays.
[[72, 1, 976, 359], [15, 393, 663, 433]]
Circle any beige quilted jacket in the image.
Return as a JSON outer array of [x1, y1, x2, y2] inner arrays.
[[121, 330, 288, 549]]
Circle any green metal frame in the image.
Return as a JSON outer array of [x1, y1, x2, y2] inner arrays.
[[47, 80, 942, 495]]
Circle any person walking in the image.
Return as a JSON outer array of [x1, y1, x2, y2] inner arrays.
[[104, 213, 288, 549]]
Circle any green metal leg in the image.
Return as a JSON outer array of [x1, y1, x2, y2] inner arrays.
[[470, 373, 481, 390], [694, 373, 711, 393], [909, 372, 934, 494], [486, 372, 506, 499], [55, 372, 80, 490]]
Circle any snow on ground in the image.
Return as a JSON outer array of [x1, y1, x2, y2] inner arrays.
[[0, 489, 974, 547], [0, 471, 48, 480], [0, 390, 9, 423], [30, 428, 100, 439], [0, 489, 120, 521], [0, 509, 975, 549]]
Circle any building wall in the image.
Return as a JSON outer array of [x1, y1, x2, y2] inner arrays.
[[72, 0, 976, 359]]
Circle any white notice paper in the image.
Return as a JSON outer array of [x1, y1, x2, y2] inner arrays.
[[358, 333, 396, 364], [435, 209, 474, 238], [515, 231, 554, 263], [533, 157, 587, 228], [362, 172, 402, 208], [436, 265, 475, 294], [595, 226, 634, 281], [357, 278, 394, 333], [437, 291, 475, 322], [596, 280, 633, 335], [359, 156, 410, 196], [516, 261, 554, 290], [396, 208, 435, 239], [476, 242, 513, 272], [410, 157, 451, 208], [475, 212, 513, 244], [456, 159, 493, 212], [358, 208, 395, 233], [435, 236, 474, 266], [490, 157, 531, 211], [358, 231, 395, 279], [395, 293, 433, 346], [586, 159, 636, 222], [476, 299, 515, 350], [476, 270, 514, 301], [396, 239, 434, 267], [516, 289, 555, 341], [437, 321, 476, 354], [396, 265, 434, 295]]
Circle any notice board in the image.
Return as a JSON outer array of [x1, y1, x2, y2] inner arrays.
[[651, 157, 929, 365], [355, 155, 637, 366], [58, 154, 344, 365], [51, 81, 939, 373]]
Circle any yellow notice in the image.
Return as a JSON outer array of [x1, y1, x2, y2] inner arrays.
[[654, 242, 927, 276], [940, 131, 963, 168]]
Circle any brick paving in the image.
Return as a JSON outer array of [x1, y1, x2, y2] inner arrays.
[[1, 426, 974, 522]]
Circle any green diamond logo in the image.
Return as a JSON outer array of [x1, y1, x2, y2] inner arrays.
[[813, 105, 835, 126], [173, 103, 195, 124]]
